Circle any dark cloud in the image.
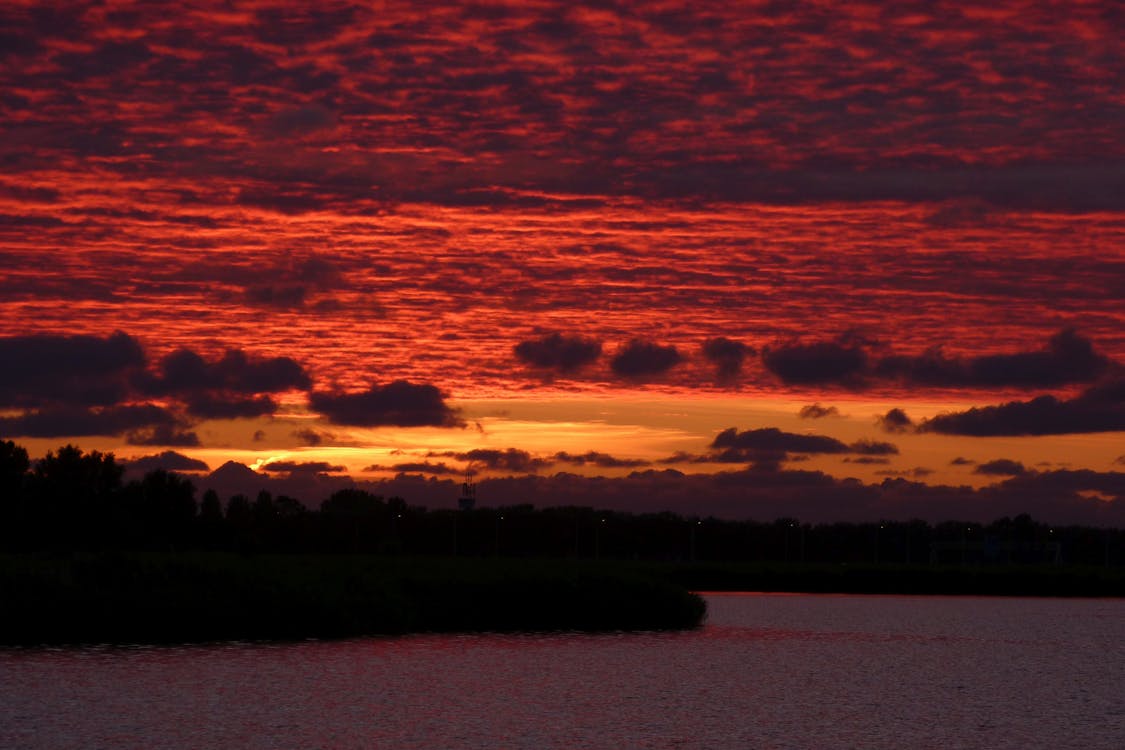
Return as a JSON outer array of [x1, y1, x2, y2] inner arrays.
[[0, 331, 145, 408], [310, 381, 463, 427], [139, 348, 311, 397], [1117, 456, 1125, 467], [799, 403, 839, 419], [262, 461, 346, 475], [844, 457, 891, 465], [245, 283, 309, 309], [760, 330, 1112, 392], [292, 428, 330, 446], [876, 329, 1110, 389], [951, 457, 975, 465], [701, 337, 752, 377], [241, 255, 343, 310], [126, 424, 202, 447], [762, 340, 866, 385], [700, 428, 897, 469], [974, 459, 1028, 477], [369, 464, 1125, 526], [875, 467, 936, 479], [0, 404, 178, 438], [850, 439, 899, 456], [553, 451, 650, 469], [711, 427, 850, 455], [513, 332, 602, 372], [125, 451, 210, 474], [877, 408, 914, 433], [610, 340, 683, 378], [920, 379, 1125, 436], [186, 394, 278, 420], [431, 448, 551, 473], [366, 461, 461, 476]]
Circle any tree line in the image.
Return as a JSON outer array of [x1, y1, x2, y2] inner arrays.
[[1, 441, 1121, 565]]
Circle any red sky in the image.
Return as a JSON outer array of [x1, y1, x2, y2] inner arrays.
[[2, 1, 1124, 524]]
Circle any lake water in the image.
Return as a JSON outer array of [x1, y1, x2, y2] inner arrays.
[[2, 593, 1123, 749]]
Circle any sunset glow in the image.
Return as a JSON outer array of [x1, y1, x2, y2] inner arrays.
[[2, 0, 1123, 523]]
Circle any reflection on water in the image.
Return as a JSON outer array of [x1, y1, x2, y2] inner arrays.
[[2, 594, 1124, 749]]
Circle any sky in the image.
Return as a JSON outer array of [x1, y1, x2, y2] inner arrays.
[[2, 0, 1124, 524]]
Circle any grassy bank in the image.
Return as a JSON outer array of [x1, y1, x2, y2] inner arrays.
[[0, 553, 706, 646], [641, 560, 1125, 597]]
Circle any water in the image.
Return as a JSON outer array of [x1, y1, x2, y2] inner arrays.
[[2, 593, 1123, 749]]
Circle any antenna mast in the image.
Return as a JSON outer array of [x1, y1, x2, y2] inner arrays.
[[458, 472, 477, 511]]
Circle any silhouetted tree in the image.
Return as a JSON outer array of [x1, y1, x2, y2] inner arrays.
[[138, 469, 197, 548], [27, 445, 123, 548], [200, 489, 223, 523], [0, 440, 29, 500]]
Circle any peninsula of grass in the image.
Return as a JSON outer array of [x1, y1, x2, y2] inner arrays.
[[640, 560, 1125, 598], [0, 552, 707, 646]]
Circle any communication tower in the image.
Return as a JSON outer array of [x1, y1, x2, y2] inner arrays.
[[458, 473, 477, 511]]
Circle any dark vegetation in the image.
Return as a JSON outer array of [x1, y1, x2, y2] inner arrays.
[[1, 441, 1124, 644]]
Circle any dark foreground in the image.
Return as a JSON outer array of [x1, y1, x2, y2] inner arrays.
[[649, 560, 1125, 597], [5, 554, 1124, 646], [0, 553, 706, 646]]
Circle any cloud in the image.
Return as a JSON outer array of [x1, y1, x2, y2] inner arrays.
[[126, 424, 202, 447], [0, 404, 180, 438], [849, 439, 899, 456], [610, 339, 683, 378], [242, 255, 344, 310], [125, 451, 210, 474], [310, 381, 463, 428], [431, 448, 552, 473], [364, 461, 461, 476], [292, 428, 330, 446], [553, 451, 650, 468], [185, 394, 278, 420], [701, 337, 752, 377], [875, 467, 936, 479], [353, 465, 1125, 526], [514, 332, 602, 372], [1117, 456, 1125, 467], [759, 330, 1113, 392], [974, 459, 1028, 477], [262, 460, 346, 475], [877, 408, 914, 433], [139, 348, 311, 397], [0, 331, 145, 408], [920, 379, 1125, 436], [951, 457, 975, 465], [876, 329, 1110, 389], [844, 457, 891, 465], [799, 403, 839, 419], [711, 427, 850, 455], [762, 340, 867, 385], [697, 427, 898, 469]]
